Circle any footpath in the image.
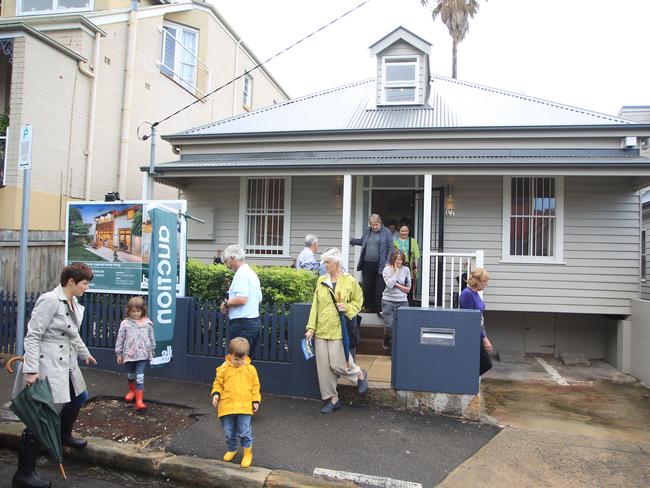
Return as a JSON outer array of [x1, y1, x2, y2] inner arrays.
[[0, 363, 498, 487], [2, 357, 648, 487]]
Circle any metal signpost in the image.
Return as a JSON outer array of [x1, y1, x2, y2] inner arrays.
[[16, 124, 33, 356]]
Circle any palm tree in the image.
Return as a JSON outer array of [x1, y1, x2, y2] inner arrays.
[[421, 0, 483, 79]]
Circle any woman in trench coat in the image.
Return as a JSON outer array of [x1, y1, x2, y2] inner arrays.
[[12, 262, 97, 488]]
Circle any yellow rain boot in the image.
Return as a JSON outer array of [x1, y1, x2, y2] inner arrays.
[[222, 450, 237, 462], [240, 447, 252, 468]]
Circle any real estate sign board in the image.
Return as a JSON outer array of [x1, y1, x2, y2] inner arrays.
[[65, 200, 187, 295]]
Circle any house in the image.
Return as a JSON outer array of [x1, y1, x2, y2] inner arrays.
[[151, 26, 650, 364], [0, 0, 288, 291]]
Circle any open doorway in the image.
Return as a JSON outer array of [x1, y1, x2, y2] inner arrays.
[[371, 190, 416, 232]]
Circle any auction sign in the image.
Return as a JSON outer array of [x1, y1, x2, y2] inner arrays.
[[65, 200, 187, 296]]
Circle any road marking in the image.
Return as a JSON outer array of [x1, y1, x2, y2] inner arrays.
[[535, 356, 569, 386], [313, 467, 422, 488]]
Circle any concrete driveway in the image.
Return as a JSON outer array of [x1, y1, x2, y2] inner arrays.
[[439, 357, 650, 487]]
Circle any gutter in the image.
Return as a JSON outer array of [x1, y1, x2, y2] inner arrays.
[[162, 123, 650, 142], [0, 22, 87, 62]]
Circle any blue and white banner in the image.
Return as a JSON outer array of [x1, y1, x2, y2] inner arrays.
[[149, 207, 178, 366]]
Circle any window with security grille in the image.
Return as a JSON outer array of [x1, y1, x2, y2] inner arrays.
[[503, 176, 563, 262], [244, 178, 290, 255]]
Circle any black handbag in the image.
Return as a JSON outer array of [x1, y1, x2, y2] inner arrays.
[[323, 283, 361, 349]]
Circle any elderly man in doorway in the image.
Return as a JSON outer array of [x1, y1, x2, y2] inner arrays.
[[350, 213, 395, 315], [295, 234, 320, 272], [220, 245, 263, 359]]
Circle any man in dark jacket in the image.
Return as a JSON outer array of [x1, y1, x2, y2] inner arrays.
[[350, 213, 395, 315]]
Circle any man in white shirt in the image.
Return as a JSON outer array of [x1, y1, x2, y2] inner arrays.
[[220, 244, 263, 358], [295, 234, 319, 272]]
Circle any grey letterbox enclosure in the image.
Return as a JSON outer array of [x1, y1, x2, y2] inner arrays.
[[392, 308, 481, 395]]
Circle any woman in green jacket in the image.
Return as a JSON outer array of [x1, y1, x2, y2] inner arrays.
[[305, 248, 368, 414]]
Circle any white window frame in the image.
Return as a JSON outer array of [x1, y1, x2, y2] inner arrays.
[[381, 55, 419, 105], [501, 176, 564, 264], [642, 228, 647, 282], [160, 21, 199, 94], [238, 177, 292, 257], [17, 0, 93, 16], [242, 74, 253, 110]]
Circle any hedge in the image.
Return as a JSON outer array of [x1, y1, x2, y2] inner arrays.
[[186, 259, 318, 308]]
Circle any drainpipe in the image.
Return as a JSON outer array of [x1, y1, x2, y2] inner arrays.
[[117, 0, 138, 197], [80, 32, 101, 200], [231, 39, 243, 114]]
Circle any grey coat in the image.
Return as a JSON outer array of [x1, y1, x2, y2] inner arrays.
[[12, 285, 91, 404], [350, 225, 395, 274]]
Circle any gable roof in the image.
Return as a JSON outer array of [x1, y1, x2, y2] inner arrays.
[[368, 26, 432, 56], [170, 74, 638, 139]]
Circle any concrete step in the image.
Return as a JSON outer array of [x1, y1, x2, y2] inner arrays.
[[559, 352, 591, 367]]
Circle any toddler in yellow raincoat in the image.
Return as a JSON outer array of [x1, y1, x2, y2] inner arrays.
[[211, 337, 261, 468]]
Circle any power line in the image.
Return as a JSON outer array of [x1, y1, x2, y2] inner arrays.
[[154, 0, 373, 127]]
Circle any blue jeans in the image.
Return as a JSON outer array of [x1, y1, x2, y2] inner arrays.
[[125, 360, 147, 390], [220, 414, 253, 450], [227, 317, 261, 359]]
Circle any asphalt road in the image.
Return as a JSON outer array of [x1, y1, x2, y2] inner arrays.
[[1, 368, 500, 488], [0, 448, 188, 488]]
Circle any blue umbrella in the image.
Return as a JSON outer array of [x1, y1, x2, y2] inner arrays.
[[338, 310, 351, 365]]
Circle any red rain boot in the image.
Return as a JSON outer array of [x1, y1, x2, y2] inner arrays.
[[124, 380, 136, 403], [135, 390, 147, 411]]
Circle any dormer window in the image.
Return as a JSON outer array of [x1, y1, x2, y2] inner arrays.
[[382, 55, 419, 104]]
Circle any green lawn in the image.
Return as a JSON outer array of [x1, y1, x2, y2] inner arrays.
[[68, 243, 108, 262]]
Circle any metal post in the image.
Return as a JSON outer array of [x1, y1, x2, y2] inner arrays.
[[421, 174, 432, 308], [341, 174, 352, 269], [16, 166, 31, 356], [145, 123, 157, 200]]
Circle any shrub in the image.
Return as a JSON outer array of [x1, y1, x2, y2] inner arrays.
[[186, 259, 318, 308]]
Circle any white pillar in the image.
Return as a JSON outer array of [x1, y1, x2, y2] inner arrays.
[[341, 174, 352, 269], [421, 174, 432, 307]]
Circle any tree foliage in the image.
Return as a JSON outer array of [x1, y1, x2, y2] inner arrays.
[[421, 0, 484, 78]]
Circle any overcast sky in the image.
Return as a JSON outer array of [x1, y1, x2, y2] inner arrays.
[[210, 0, 649, 117]]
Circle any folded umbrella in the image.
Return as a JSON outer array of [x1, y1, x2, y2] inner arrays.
[[8, 358, 66, 479], [336, 291, 352, 366]]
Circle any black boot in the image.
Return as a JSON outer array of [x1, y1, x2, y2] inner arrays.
[[60, 404, 87, 449], [12, 430, 51, 488]]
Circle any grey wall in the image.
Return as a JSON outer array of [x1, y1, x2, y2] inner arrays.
[[485, 310, 613, 359], [642, 206, 650, 300], [631, 299, 650, 384], [441, 175, 640, 315]]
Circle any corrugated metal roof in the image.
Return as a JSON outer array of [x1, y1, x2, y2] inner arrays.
[[174, 75, 637, 137]]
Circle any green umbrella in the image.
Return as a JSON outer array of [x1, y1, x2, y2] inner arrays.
[[10, 376, 67, 479]]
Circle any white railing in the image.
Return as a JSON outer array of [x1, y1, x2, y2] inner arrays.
[[429, 250, 484, 309], [0, 133, 7, 187], [159, 28, 211, 98]]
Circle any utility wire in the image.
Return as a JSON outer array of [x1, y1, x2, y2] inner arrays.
[[154, 0, 373, 127]]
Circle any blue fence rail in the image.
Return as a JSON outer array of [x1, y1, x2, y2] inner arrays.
[[0, 291, 318, 399]]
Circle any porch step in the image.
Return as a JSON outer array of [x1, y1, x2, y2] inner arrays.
[[356, 324, 390, 356], [497, 350, 527, 363]]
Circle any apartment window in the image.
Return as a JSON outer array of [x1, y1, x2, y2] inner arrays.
[[240, 178, 291, 256], [18, 0, 92, 15], [502, 176, 564, 262], [161, 22, 199, 93], [243, 75, 253, 109], [382, 56, 418, 104], [642, 229, 647, 281]]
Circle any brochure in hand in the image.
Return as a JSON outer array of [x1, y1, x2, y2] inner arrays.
[[301, 337, 314, 360]]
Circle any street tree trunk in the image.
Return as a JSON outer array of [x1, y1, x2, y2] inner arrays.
[[452, 38, 458, 79]]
